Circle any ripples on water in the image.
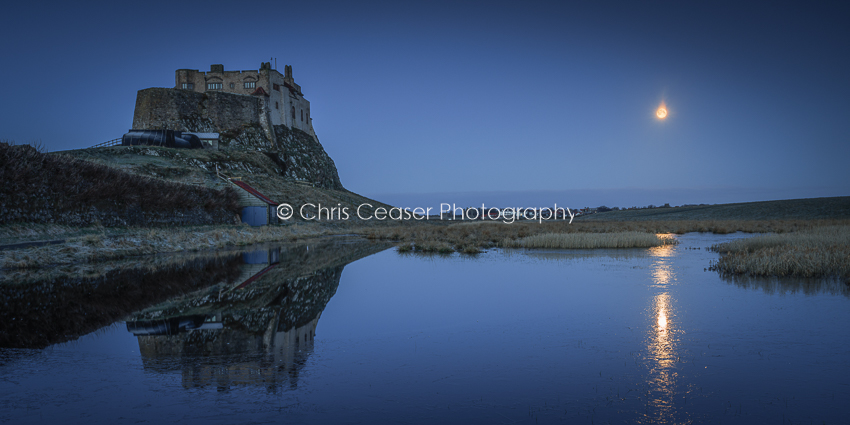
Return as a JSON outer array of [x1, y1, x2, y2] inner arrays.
[[1, 233, 849, 424]]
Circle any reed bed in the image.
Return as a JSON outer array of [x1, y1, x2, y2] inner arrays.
[[356, 219, 844, 254], [502, 232, 678, 249], [710, 225, 850, 279]]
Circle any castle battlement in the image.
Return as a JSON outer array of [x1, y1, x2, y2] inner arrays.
[[175, 62, 313, 136]]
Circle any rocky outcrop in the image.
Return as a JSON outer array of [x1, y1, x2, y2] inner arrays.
[[273, 125, 343, 190], [131, 88, 343, 190]]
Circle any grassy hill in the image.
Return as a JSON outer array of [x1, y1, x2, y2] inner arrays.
[[59, 145, 393, 219]]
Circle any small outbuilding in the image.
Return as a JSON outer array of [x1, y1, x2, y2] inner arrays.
[[183, 132, 220, 150], [229, 179, 279, 226]]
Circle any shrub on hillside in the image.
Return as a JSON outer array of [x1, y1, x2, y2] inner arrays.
[[0, 141, 240, 223]]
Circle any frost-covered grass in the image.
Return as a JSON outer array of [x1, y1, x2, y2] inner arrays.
[[0, 224, 330, 269]]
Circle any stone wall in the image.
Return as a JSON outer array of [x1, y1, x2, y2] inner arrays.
[[133, 88, 269, 135]]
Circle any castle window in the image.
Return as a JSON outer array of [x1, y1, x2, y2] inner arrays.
[[275, 102, 279, 109], [291, 106, 295, 120], [300, 109, 303, 121], [181, 83, 194, 90], [273, 83, 280, 91], [207, 82, 222, 90], [229, 82, 235, 89], [245, 81, 256, 89]]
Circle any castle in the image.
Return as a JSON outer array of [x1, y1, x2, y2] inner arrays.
[[174, 62, 314, 136], [129, 60, 344, 191]]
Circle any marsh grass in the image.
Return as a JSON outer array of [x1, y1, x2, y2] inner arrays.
[[503, 232, 678, 249], [710, 225, 850, 279]]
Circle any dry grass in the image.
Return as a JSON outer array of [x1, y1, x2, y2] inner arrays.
[[503, 232, 678, 249], [710, 225, 850, 279]]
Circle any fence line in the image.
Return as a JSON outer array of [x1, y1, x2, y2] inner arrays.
[[88, 138, 122, 149]]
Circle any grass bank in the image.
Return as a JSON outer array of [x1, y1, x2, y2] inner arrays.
[[0, 223, 332, 269], [710, 225, 850, 280]]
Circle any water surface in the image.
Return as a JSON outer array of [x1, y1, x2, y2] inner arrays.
[[1, 233, 848, 424]]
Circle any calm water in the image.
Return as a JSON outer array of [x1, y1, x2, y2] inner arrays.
[[1, 233, 849, 424]]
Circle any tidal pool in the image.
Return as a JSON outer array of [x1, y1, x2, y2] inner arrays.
[[1, 233, 848, 424]]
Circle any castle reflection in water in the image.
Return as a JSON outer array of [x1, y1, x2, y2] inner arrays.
[[125, 238, 390, 391]]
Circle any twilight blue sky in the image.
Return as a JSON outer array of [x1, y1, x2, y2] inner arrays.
[[1, 0, 848, 208]]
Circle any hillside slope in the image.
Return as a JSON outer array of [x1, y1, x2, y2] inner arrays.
[[60, 145, 391, 220]]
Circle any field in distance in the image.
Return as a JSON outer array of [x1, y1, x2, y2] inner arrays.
[[575, 196, 850, 222]]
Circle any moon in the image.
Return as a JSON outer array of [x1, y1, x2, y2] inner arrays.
[[656, 107, 668, 119]]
